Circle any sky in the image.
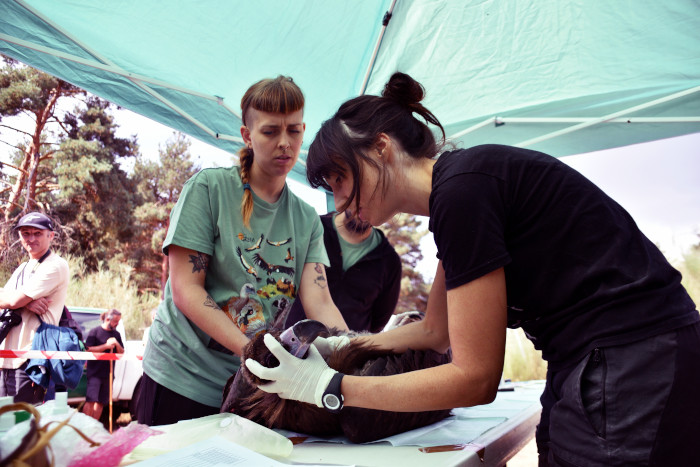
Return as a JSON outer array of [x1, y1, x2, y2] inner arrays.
[[3, 107, 698, 278]]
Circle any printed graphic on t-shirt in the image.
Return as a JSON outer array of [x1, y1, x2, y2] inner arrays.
[[236, 246, 261, 282], [259, 277, 296, 300], [219, 283, 264, 337], [228, 232, 298, 339]]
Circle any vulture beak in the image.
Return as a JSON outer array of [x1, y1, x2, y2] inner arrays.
[[279, 319, 330, 358]]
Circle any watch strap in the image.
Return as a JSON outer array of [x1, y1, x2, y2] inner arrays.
[[322, 372, 344, 413]]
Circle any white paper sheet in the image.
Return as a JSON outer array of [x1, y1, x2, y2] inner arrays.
[[275, 380, 546, 448], [132, 435, 355, 467]]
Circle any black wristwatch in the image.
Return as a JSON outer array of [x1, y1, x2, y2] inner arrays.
[[322, 373, 344, 413]]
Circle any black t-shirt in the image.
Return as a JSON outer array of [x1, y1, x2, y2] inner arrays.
[[85, 325, 124, 379], [429, 145, 698, 368], [286, 213, 402, 333]]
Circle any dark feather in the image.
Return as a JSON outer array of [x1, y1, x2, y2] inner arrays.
[[221, 321, 452, 443]]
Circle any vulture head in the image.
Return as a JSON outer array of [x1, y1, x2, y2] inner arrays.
[[221, 319, 452, 443], [279, 319, 330, 358]]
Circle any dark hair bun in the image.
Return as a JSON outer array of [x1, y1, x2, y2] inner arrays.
[[382, 72, 425, 107]]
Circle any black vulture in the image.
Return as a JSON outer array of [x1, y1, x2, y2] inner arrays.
[[221, 319, 452, 443]]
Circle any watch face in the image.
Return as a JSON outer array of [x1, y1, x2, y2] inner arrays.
[[323, 393, 342, 411]]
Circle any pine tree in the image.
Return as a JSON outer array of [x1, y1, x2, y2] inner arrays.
[[0, 55, 83, 244], [379, 214, 432, 314], [51, 97, 140, 271], [1, 58, 139, 270], [131, 132, 200, 294]]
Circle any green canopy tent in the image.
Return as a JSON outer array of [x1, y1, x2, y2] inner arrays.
[[1, 0, 699, 197]]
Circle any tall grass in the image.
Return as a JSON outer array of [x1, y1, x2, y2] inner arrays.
[[5, 245, 697, 379], [502, 328, 547, 382], [677, 247, 700, 309], [502, 245, 700, 382], [65, 255, 160, 340]]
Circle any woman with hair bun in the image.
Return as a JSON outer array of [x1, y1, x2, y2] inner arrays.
[[247, 72, 700, 465], [139, 76, 348, 426]]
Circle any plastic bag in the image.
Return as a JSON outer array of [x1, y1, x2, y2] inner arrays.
[[0, 400, 103, 467], [124, 413, 293, 462], [0, 397, 161, 467], [69, 422, 161, 467]]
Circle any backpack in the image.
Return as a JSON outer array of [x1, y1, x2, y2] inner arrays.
[[59, 306, 84, 346]]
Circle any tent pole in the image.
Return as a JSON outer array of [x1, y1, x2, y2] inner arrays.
[[0, 31, 244, 144], [498, 117, 700, 124], [0, 33, 229, 103], [1, 3, 226, 106], [359, 0, 398, 95], [6, 1, 243, 123], [15, 0, 244, 125], [134, 83, 242, 143], [448, 117, 497, 140], [449, 114, 700, 144], [516, 86, 700, 148]]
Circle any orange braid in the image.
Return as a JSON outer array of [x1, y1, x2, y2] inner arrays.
[[239, 146, 255, 229]]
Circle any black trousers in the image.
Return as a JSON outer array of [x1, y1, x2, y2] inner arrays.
[[136, 372, 219, 426], [0, 362, 45, 404], [536, 322, 700, 466]]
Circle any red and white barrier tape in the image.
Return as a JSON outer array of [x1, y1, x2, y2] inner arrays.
[[0, 349, 143, 361]]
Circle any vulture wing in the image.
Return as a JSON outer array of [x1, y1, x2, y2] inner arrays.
[[337, 347, 452, 443], [221, 321, 452, 443]]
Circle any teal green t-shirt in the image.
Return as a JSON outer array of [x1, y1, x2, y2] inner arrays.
[[332, 213, 382, 271], [143, 166, 328, 407]]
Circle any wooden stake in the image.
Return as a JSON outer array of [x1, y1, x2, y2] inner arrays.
[[109, 359, 113, 434]]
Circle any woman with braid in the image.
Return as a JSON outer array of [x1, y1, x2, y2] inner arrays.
[[138, 76, 348, 425]]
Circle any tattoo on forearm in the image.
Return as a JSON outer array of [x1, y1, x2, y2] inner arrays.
[[313, 263, 327, 289], [189, 252, 209, 273], [204, 295, 220, 310]]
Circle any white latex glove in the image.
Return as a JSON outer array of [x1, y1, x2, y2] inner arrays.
[[312, 335, 351, 358], [245, 333, 337, 408]]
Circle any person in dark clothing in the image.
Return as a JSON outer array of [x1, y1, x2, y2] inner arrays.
[[84, 309, 124, 420], [246, 72, 700, 466], [286, 210, 401, 333]]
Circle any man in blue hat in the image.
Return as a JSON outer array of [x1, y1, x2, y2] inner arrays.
[[0, 212, 69, 403]]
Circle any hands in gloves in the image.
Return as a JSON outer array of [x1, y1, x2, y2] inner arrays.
[[245, 333, 338, 408], [312, 335, 351, 358]]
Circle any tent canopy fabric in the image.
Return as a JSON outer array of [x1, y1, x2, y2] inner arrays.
[[1, 0, 699, 186]]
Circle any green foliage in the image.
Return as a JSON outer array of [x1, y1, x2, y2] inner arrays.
[[65, 254, 160, 340], [129, 132, 200, 292], [503, 239, 700, 382], [0, 58, 206, 297], [502, 328, 547, 382], [677, 240, 700, 308], [0, 56, 79, 117], [0, 231, 23, 284], [380, 213, 431, 314], [0, 55, 84, 221], [51, 97, 140, 271]]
